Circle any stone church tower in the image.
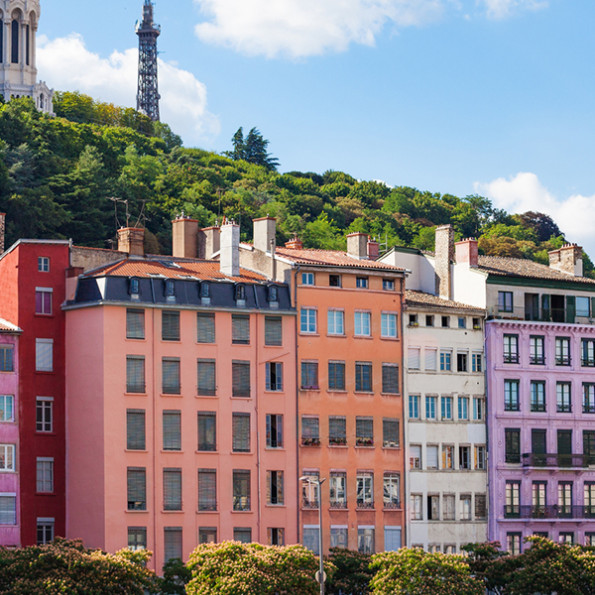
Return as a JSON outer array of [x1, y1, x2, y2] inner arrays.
[[0, 0, 53, 113]]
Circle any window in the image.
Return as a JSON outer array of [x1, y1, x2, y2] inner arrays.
[[475, 446, 486, 470], [329, 416, 346, 446], [198, 469, 217, 511], [268, 285, 279, 305], [425, 348, 437, 371], [232, 315, 250, 344], [198, 527, 217, 544], [532, 481, 547, 511], [129, 278, 140, 297], [409, 395, 420, 419], [459, 446, 471, 470], [410, 445, 421, 469], [355, 362, 372, 392], [126, 309, 145, 340], [265, 362, 283, 391], [197, 313, 215, 343], [163, 468, 182, 511], [329, 472, 347, 507], [0, 346, 13, 372], [233, 470, 251, 511], [555, 337, 571, 366], [235, 284, 246, 305], [356, 472, 374, 508], [302, 273, 314, 285], [408, 347, 421, 370], [232, 361, 251, 397], [35, 339, 53, 372], [356, 276, 368, 288], [234, 528, 252, 543], [37, 519, 55, 545], [325, 309, 345, 336], [126, 409, 145, 450], [473, 397, 484, 420], [474, 494, 487, 520], [268, 528, 285, 546], [264, 316, 282, 346], [358, 527, 375, 554], [505, 481, 521, 517], [301, 361, 319, 390], [164, 279, 176, 299], [584, 384, 595, 414], [381, 313, 397, 338], [232, 413, 250, 452], [426, 396, 437, 420], [328, 361, 345, 391], [441, 315, 450, 328], [164, 528, 183, 565], [300, 308, 317, 333], [36, 458, 53, 493], [266, 414, 283, 448], [162, 311, 180, 341], [531, 381, 546, 412], [428, 495, 440, 520], [558, 482, 573, 516], [472, 352, 482, 372], [35, 288, 52, 315], [441, 396, 453, 420], [128, 527, 147, 551], [577, 296, 590, 317], [425, 315, 434, 327], [557, 382, 572, 413], [162, 358, 181, 394], [382, 364, 399, 394], [559, 532, 574, 545], [38, 257, 50, 272], [457, 352, 468, 372], [197, 412, 216, 451], [584, 430, 595, 464], [383, 279, 395, 291], [356, 417, 373, 447], [301, 416, 319, 446], [505, 429, 521, 464], [504, 380, 520, 411], [354, 311, 371, 337], [0, 444, 14, 471], [383, 418, 399, 448], [197, 359, 216, 396], [0, 395, 14, 423], [460, 495, 472, 520], [473, 317, 481, 329], [126, 356, 145, 393], [440, 350, 452, 371], [303, 527, 320, 554], [442, 445, 454, 469], [411, 494, 423, 520], [302, 472, 320, 508], [409, 314, 418, 326], [330, 526, 348, 548], [127, 468, 146, 510], [458, 396, 469, 420], [503, 335, 519, 363], [443, 495, 455, 520], [161, 411, 180, 451], [383, 473, 400, 508], [329, 274, 341, 287], [498, 291, 513, 312], [584, 483, 595, 517], [582, 339, 595, 367], [530, 335, 545, 365], [267, 471, 284, 505], [458, 317, 466, 329]]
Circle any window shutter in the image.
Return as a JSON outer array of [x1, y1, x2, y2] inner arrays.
[[232, 315, 250, 344], [232, 413, 250, 452], [127, 468, 146, 510], [198, 469, 217, 510], [197, 413, 216, 451], [427, 446, 439, 468], [163, 469, 182, 510], [0, 496, 16, 524], [475, 494, 487, 519], [410, 445, 421, 468], [265, 316, 282, 346], [425, 349, 437, 371], [408, 348, 420, 370], [382, 364, 399, 394], [232, 361, 251, 397], [0, 346, 13, 371], [126, 309, 145, 339], [162, 359, 181, 394], [329, 416, 346, 441], [302, 416, 319, 439], [197, 360, 216, 395], [383, 418, 399, 447], [164, 528, 183, 564], [36, 340, 53, 372], [197, 313, 215, 343], [328, 362, 345, 390], [126, 410, 146, 450], [162, 311, 180, 341], [127, 357, 145, 393], [163, 411, 181, 450], [384, 527, 401, 551], [356, 417, 374, 440]]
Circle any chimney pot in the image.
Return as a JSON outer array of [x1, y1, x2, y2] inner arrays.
[[455, 238, 479, 267], [549, 244, 583, 277], [172, 217, 199, 259], [117, 227, 145, 256], [285, 237, 304, 250], [367, 239, 380, 260], [347, 232, 369, 259]]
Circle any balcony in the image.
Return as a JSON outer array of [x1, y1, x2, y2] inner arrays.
[[329, 500, 347, 509], [504, 505, 595, 519], [522, 453, 593, 468], [302, 498, 319, 510], [356, 500, 375, 510]]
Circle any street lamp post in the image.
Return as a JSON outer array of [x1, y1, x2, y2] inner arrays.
[[300, 475, 327, 595]]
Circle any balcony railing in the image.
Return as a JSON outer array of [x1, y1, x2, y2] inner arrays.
[[302, 498, 319, 510], [522, 453, 593, 468], [356, 500, 375, 509], [329, 500, 347, 509], [504, 505, 595, 519]]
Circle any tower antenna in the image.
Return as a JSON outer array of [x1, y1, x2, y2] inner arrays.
[[136, 0, 161, 121]]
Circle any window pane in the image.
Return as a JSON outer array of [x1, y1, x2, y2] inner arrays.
[[198, 413, 216, 451], [162, 311, 180, 341], [163, 411, 181, 450], [127, 409, 146, 450], [232, 315, 250, 344], [232, 414, 250, 452], [197, 313, 215, 343], [197, 359, 216, 396]]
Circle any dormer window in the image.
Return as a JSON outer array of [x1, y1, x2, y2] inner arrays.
[[165, 279, 175, 298], [129, 278, 140, 298], [235, 284, 246, 307], [268, 285, 278, 303], [200, 282, 211, 305]]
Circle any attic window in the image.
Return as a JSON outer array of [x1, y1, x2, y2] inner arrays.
[[268, 285, 278, 302], [200, 282, 211, 305], [235, 284, 246, 307], [165, 280, 175, 298], [129, 278, 140, 296]]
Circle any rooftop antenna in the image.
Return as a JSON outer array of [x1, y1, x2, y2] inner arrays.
[[108, 197, 130, 229], [136, 0, 161, 121]]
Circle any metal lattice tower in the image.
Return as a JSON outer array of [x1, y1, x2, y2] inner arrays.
[[136, 0, 161, 121]]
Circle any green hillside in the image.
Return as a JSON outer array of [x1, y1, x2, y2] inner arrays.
[[0, 93, 590, 275]]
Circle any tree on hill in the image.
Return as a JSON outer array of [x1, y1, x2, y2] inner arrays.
[[226, 126, 280, 171]]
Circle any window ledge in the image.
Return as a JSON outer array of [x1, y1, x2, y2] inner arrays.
[[162, 510, 183, 514], [231, 510, 252, 514], [327, 390, 347, 395], [197, 394, 218, 399], [125, 392, 147, 397], [353, 335, 373, 340], [380, 393, 400, 397], [125, 337, 146, 342], [300, 388, 321, 392], [161, 393, 183, 398], [36, 431, 57, 436], [299, 332, 320, 337], [380, 336, 399, 341], [327, 334, 346, 338], [195, 450, 217, 454], [328, 444, 348, 448], [161, 450, 183, 454], [125, 510, 148, 514], [354, 391, 374, 396], [125, 449, 149, 453]]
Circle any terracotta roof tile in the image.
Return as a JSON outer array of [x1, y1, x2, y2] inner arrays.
[[405, 290, 485, 313], [275, 247, 405, 272]]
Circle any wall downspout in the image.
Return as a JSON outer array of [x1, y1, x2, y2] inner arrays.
[[294, 265, 301, 544], [254, 285, 262, 543], [151, 305, 157, 568], [400, 277, 408, 548]]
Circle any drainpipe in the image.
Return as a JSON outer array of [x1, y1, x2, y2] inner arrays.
[[400, 278, 408, 548], [294, 265, 301, 544], [254, 297, 262, 543], [151, 307, 157, 568]]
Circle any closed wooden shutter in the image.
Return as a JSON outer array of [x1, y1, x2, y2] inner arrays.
[[198, 469, 217, 510], [265, 316, 282, 346], [425, 349, 437, 371], [0, 496, 15, 525], [197, 413, 216, 451], [163, 411, 181, 450], [162, 359, 181, 394], [127, 468, 146, 510], [162, 311, 180, 341], [356, 417, 373, 442], [126, 357, 145, 393], [164, 528, 183, 563], [163, 468, 182, 511], [35, 339, 53, 372], [382, 364, 399, 394], [232, 315, 250, 344], [197, 360, 216, 396], [408, 347, 420, 370], [427, 445, 439, 469], [126, 409, 145, 450], [475, 494, 487, 519], [301, 362, 319, 389], [197, 313, 215, 343], [232, 361, 251, 397], [232, 413, 250, 452], [382, 418, 399, 448], [126, 309, 145, 339]]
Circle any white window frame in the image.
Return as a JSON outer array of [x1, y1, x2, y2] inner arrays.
[[35, 339, 53, 372], [0, 395, 14, 423], [38, 257, 50, 272], [300, 308, 317, 334], [354, 311, 371, 337], [37, 517, 55, 545], [36, 457, 54, 493], [381, 312, 397, 339], [0, 444, 15, 471], [36, 397, 53, 432], [301, 273, 314, 286], [35, 287, 53, 315], [327, 309, 345, 336]]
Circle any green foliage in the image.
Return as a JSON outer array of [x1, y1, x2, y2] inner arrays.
[[159, 557, 191, 595], [225, 126, 280, 171], [186, 541, 334, 595], [327, 547, 374, 595]]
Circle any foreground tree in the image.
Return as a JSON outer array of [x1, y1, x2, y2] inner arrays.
[[226, 126, 280, 171], [327, 547, 374, 594]]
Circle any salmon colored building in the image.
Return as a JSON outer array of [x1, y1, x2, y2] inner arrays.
[[64, 223, 298, 571]]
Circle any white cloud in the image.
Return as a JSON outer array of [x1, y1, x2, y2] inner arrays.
[[475, 172, 595, 255], [479, 0, 548, 20], [37, 34, 219, 145]]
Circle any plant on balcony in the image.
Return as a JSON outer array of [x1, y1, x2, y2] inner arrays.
[[356, 436, 374, 447], [329, 436, 347, 446], [301, 437, 320, 446]]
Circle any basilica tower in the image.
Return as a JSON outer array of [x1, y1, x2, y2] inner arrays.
[[0, 0, 53, 113]]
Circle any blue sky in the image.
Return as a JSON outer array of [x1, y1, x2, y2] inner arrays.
[[37, 0, 595, 253]]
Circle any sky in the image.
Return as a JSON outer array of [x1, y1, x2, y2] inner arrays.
[[36, 0, 595, 255]]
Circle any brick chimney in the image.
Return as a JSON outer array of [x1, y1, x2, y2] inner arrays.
[[198, 226, 220, 260], [367, 239, 380, 260], [435, 225, 454, 300], [117, 227, 145, 256], [220, 221, 240, 277], [172, 216, 199, 259], [455, 238, 478, 267], [253, 217, 276, 253], [0, 213, 5, 254], [347, 232, 369, 259], [285, 237, 303, 250], [549, 244, 583, 277]]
